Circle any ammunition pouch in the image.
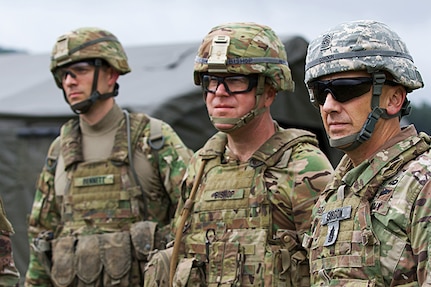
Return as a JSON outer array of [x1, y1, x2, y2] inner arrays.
[[277, 229, 310, 287], [49, 221, 165, 287], [173, 229, 310, 287], [143, 246, 173, 287], [51, 236, 76, 287], [51, 232, 131, 287]]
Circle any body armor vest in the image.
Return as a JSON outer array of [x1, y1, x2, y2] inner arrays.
[[57, 113, 149, 236], [61, 159, 142, 234], [176, 128, 317, 287], [48, 113, 155, 287], [306, 133, 431, 286]]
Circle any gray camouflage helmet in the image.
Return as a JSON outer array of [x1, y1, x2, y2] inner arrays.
[[50, 27, 131, 88], [305, 20, 424, 92]]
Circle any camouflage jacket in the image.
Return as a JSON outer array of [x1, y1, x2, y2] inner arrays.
[[307, 125, 431, 286], [173, 125, 333, 286], [0, 197, 20, 286], [25, 104, 192, 286]]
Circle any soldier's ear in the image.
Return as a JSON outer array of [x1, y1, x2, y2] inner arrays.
[[385, 85, 407, 116], [264, 85, 277, 107], [106, 67, 120, 86]]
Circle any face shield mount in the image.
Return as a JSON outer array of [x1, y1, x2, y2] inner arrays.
[[52, 35, 73, 67], [207, 35, 230, 73]]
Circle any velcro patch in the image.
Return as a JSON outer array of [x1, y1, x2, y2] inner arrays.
[[74, 174, 114, 187]]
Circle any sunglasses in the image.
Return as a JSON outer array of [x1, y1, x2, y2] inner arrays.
[[307, 77, 398, 106], [53, 59, 108, 83]]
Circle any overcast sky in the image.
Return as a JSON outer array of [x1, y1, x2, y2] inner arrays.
[[1, 0, 430, 105]]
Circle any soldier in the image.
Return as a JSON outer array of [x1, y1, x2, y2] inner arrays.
[[24, 27, 192, 286], [0, 197, 20, 286], [166, 22, 334, 287], [303, 20, 431, 285]]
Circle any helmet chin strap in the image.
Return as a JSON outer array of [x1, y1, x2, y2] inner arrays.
[[329, 106, 384, 150], [329, 72, 409, 151], [210, 75, 267, 133], [69, 84, 119, 114], [63, 59, 119, 114]]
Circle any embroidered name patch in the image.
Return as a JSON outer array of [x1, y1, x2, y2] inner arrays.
[[321, 206, 352, 246], [204, 189, 244, 201], [74, 174, 114, 187]]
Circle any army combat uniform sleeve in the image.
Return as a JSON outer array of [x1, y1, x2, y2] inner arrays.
[[139, 121, 193, 236], [152, 122, 193, 210], [270, 142, 333, 243], [25, 138, 61, 286], [408, 168, 431, 284]]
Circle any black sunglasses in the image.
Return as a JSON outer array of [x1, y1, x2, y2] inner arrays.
[[307, 77, 398, 106]]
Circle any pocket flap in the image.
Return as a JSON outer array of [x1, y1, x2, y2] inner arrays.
[[100, 232, 131, 279], [130, 221, 158, 259], [173, 257, 195, 287], [51, 236, 77, 287], [75, 235, 103, 284]]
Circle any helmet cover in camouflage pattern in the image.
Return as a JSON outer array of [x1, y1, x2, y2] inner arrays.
[[305, 20, 424, 92], [50, 27, 131, 87], [194, 22, 294, 92]]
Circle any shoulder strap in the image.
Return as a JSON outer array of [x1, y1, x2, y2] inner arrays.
[[252, 128, 318, 168], [45, 136, 61, 174], [198, 128, 318, 170], [147, 116, 168, 197], [148, 116, 165, 150], [123, 111, 167, 219], [123, 110, 151, 218]]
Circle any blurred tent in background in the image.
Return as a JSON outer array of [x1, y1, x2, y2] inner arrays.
[[0, 36, 342, 284]]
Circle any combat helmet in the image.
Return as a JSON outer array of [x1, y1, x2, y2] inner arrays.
[[50, 27, 131, 114], [194, 22, 294, 132], [304, 20, 424, 150]]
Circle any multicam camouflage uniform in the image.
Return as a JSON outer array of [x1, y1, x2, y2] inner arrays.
[[0, 197, 20, 286], [166, 22, 334, 287], [305, 127, 431, 286], [25, 27, 192, 287], [174, 128, 333, 286], [303, 20, 430, 286], [25, 105, 192, 287]]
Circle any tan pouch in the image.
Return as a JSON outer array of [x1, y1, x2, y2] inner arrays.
[[51, 236, 76, 287], [130, 221, 158, 261], [290, 250, 309, 287], [100, 232, 132, 286], [75, 235, 103, 285], [208, 241, 240, 286], [211, 229, 267, 286], [144, 247, 173, 287], [172, 257, 195, 287]]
